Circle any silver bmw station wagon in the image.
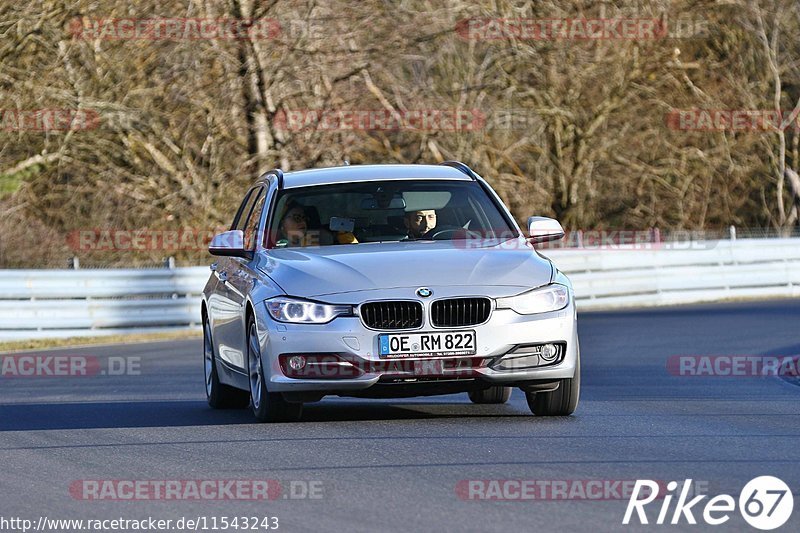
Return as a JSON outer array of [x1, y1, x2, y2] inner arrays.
[[202, 162, 580, 422]]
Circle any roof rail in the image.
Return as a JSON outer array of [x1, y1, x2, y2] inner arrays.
[[258, 168, 285, 189], [439, 160, 478, 180]]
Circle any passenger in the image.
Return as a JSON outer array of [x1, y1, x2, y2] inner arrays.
[[275, 201, 356, 247], [275, 202, 322, 247]]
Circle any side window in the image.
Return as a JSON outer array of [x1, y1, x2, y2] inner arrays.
[[231, 188, 257, 231], [243, 189, 266, 251]]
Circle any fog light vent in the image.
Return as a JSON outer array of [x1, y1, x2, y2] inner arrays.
[[491, 343, 565, 371]]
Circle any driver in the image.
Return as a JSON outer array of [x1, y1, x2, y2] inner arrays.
[[403, 209, 437, 240]]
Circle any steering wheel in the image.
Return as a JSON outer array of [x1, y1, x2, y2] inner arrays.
[[428, 227, 482, 241]]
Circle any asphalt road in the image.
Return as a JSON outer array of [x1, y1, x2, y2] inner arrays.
[[1, 299, 799, 533]]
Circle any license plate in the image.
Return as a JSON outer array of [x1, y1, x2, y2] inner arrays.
[[379, 330, 477, 358]]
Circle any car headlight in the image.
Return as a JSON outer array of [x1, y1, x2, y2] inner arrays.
[[265, 297, 353, 324], [495, 284, 569, 315]]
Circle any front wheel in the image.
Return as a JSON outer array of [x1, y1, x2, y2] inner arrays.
[[525, 351, 580, 416], [247, 319, 303, 423]]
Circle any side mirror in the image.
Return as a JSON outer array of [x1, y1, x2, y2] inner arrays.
[[209, 230, 251, 258], [527, 216, 565, 243]]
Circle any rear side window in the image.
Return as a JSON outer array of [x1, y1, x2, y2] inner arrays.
[[231, 188, 258, 231], [243, 189, 266, 251]]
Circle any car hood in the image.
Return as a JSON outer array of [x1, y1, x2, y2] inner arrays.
[[255, 239, 554, 299]]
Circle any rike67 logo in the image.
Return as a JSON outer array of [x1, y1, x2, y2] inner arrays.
[[624, 476, 794, 530]]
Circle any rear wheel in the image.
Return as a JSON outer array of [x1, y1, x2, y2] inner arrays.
[[247, 318, 303, 423], [525, 351, 580, 416], [204, 315, 249, 409], [468, 386, 512, 404]]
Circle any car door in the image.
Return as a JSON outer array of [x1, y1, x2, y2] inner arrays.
[[209, 186, 261, 371]]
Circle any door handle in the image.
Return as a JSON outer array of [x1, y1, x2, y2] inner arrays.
[[210, 262, 218, 272], [218, 271, 228, 283]]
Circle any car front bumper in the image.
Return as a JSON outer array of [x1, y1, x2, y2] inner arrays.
[[256, 298, 579, 394]]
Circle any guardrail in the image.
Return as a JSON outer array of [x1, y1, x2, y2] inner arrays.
[[542, 237, 800, 310], [0, 237, 798, 340], [0, 268, 208, 340]]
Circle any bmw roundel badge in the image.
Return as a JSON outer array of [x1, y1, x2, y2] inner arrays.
[[416, 287, 432, 298]]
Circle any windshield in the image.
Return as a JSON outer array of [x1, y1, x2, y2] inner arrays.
[[267, 180, 516, 248]]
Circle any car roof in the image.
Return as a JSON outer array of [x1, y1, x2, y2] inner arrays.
[[270, 164, 474, 189]]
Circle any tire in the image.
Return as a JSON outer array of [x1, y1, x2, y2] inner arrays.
[[468, 386, 512, 404], [247, 318, 303, 423], [204, 315, 250, 409], [525, 350, 580, 416]]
